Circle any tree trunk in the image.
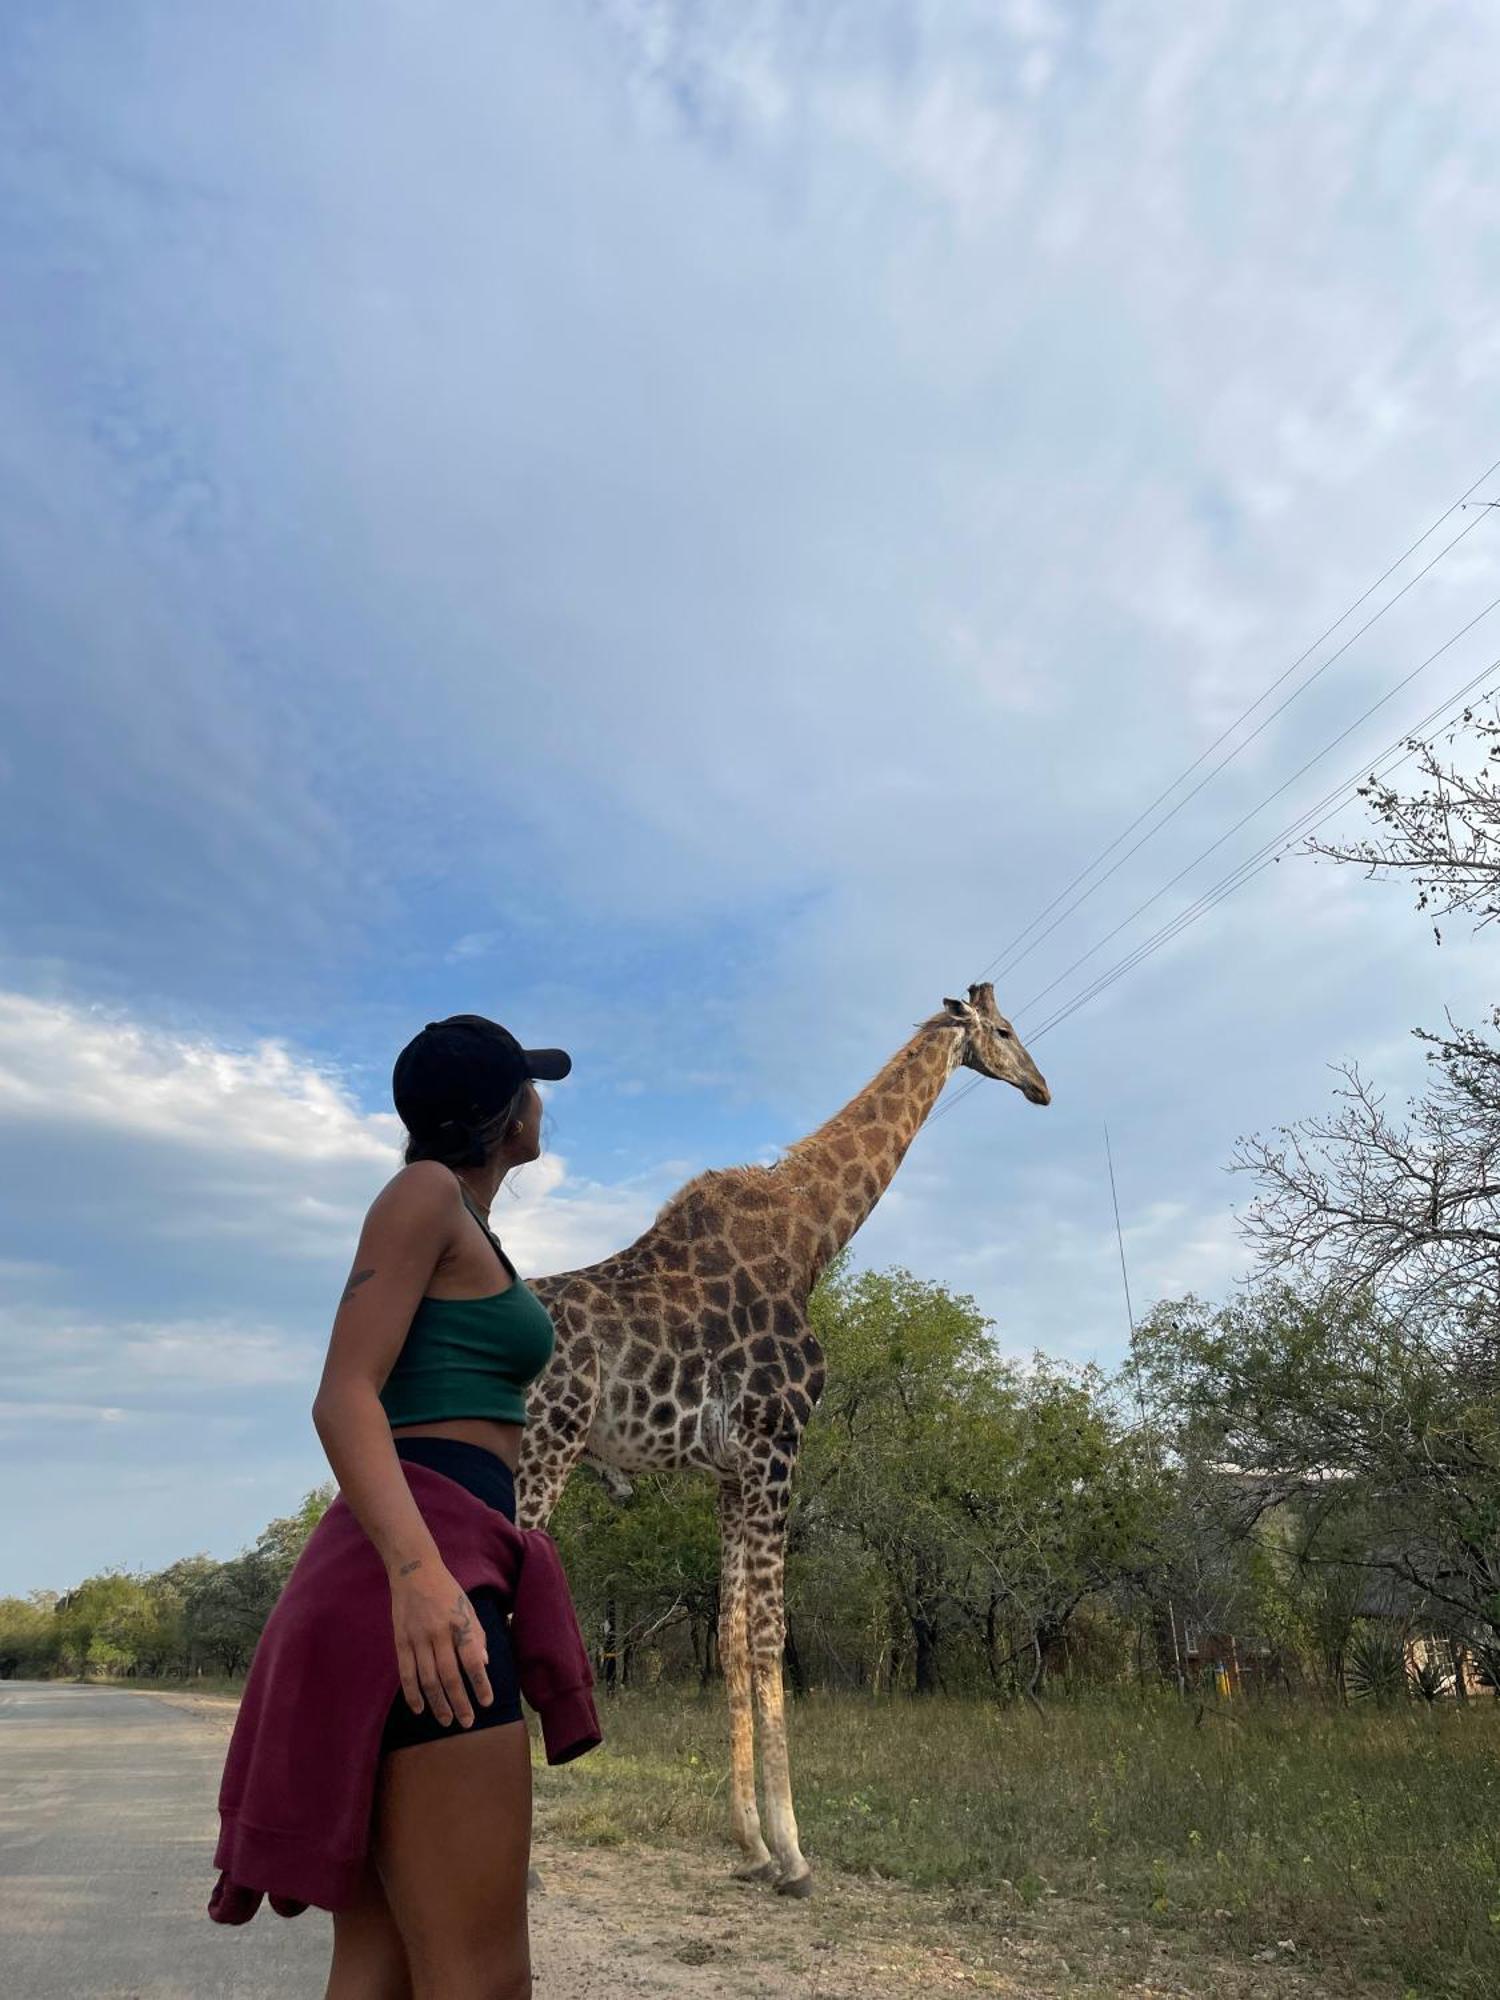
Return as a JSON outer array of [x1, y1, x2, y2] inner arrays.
[[984, 1595, 1001, 1685], [1148, 1600, 1186, 1694], [1450, 1634, 1470, 1703], [912, 1613, 939, 1694], [784, 1618, 806, 1698], [603, 1597, 618, 1694]]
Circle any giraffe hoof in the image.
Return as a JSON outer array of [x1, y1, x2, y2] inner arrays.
[[775, 1871, 814, 1899], [732, 1859, 779, 1884]]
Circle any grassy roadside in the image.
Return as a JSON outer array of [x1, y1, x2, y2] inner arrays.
[[106, 1674, 1500, 1997], [535, 1688, 1500, 1999]]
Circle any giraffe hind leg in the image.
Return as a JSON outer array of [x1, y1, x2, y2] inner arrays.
[[745, 1475, 813, 1896], [717, 1477, 776, 1878]]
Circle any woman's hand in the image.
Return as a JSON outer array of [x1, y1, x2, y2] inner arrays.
[[390, 1561, 494, 1726]]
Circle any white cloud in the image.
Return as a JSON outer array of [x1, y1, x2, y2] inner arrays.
[[0, 987, 694, 1584], [0, 992, 398, 1162], [0, 990, 675, 1274], [0, 1400, 127, 1428]]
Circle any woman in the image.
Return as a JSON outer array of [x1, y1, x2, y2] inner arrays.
[[310, 1013, 573, 2000]]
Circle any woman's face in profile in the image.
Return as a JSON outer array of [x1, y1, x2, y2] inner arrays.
[[511, 1080, 544, 1164]]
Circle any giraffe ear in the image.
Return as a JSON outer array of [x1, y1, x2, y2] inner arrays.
[[943, 996, 971, 1018]]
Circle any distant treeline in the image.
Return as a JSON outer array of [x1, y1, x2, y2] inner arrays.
[[8, 1253, 1496, 1705]]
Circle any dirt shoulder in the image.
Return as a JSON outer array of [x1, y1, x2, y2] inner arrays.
[[134, 1685, 1336, 2000]]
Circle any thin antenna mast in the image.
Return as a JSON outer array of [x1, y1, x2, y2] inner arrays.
[[1105, 1123, 1183, 1694], [1105, 1122, 1150, 1437]]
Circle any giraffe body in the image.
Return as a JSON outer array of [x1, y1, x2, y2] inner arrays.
[[516, 983, 1049, 1894]]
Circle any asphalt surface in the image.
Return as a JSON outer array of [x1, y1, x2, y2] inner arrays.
[[0, 1679, 327, 1998]]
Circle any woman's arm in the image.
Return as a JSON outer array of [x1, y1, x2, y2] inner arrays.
[[310, 1162, 493, 1726]]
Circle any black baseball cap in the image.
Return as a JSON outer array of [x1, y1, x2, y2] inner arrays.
[[392, 1014, 572, 1134]]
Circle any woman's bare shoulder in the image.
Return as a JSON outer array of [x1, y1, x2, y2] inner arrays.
[[365, 1159, 463, 1229]]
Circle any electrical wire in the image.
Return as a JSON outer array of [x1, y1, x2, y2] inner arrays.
[[976, 454, 1500, 985], [931, 654, 1500, 1123], [982, 507, 1493, 987], [1028, 656, 1500, 1042], [1012, 586, 1500, 1023]]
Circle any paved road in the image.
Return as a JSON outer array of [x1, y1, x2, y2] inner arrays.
[[0, 1679, 328, 1999]]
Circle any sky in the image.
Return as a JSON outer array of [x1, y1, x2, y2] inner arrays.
[[4, 0, 1500, 1596]]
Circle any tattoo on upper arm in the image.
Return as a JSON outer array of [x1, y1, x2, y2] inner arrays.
[[341, 1267, 376, 1305]]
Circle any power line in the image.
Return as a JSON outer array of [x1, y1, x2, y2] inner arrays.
[[982, 508, 1493, 988], [1012, 586, 1500, 1023], [932, 652, 1500, 1125], [977, 453, 1500, 985], [1025, 659, 1500, 1042], [1037, 651, 1500, 1031]]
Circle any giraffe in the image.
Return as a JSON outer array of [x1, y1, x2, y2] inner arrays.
[[515, 981, 1050, 1896]]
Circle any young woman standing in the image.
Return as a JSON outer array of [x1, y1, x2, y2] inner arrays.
[[310, 1013, 572, 2000]]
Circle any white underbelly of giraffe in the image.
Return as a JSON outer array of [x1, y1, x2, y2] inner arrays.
[[588, 1388, 732, 1474]]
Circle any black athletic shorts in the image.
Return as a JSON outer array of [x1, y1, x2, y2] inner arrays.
[[380, 1434, 526, 1752]]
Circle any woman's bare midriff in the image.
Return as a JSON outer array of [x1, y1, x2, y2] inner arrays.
[[390, 1417, 524, 1473]]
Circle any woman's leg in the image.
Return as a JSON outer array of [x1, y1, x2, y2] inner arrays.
[[371, 1719, 534, 2000], [326, 1850, 413, 2000]]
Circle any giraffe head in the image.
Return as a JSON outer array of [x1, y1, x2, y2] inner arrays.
[[942, 981, 1050, 1104]]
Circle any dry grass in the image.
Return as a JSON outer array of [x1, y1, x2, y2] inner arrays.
[[536, 1687, 1500, 1998]]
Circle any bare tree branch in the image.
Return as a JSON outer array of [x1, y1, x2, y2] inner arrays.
[[1306, 691, 1500, 940]]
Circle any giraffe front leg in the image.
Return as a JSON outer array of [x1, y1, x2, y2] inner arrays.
[[515, 1346, 600, 1531], [514, 1391, 598, 1896], [717, 1477, 777, 1880], [745, 1480, 813, 1897]]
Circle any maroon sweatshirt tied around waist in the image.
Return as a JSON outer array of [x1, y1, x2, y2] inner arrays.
[[206, 1458, 601, 1924]]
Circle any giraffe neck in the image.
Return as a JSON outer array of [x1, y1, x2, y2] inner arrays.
[[774, 1020, 962, 1280]]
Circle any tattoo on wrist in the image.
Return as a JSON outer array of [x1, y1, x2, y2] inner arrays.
[[397, 1558, 423, 1577], [341, 1267, 375, 1305]]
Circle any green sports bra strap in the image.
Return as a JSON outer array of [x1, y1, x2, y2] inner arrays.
[[457, 1181, 520, 1286]]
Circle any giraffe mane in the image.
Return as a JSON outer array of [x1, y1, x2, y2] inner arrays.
[[649, 1161, 769, 1225]]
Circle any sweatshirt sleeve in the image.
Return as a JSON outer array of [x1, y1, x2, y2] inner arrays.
[[508, 1530, 603, 1764]]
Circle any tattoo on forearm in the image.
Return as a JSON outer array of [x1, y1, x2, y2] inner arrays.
[[397, 1558, 423, 1576], [341, 1267, 375, 1305]]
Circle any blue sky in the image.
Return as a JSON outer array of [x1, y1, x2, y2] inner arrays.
[[4, 1, 1500, 1595]]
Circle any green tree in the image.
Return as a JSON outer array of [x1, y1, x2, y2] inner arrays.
[[802, 1258, 1158, 1696], [800, 1259, 997, 1692], [0, 1592, 60, 1678], [255, 1485, 336, 1590], [551, 1467, 719, 1689], [182, 1552, 282, 1675], [1134, 1285, 1500, 1655], [52, 1571, 159, 1676]]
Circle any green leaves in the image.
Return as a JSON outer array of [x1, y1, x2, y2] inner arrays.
[[796, 1263, 1163, 1694], [1132, 1280, 1500, 1676]]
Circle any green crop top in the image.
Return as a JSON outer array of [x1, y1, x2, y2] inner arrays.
[[379, 1188, 556, 1429]]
